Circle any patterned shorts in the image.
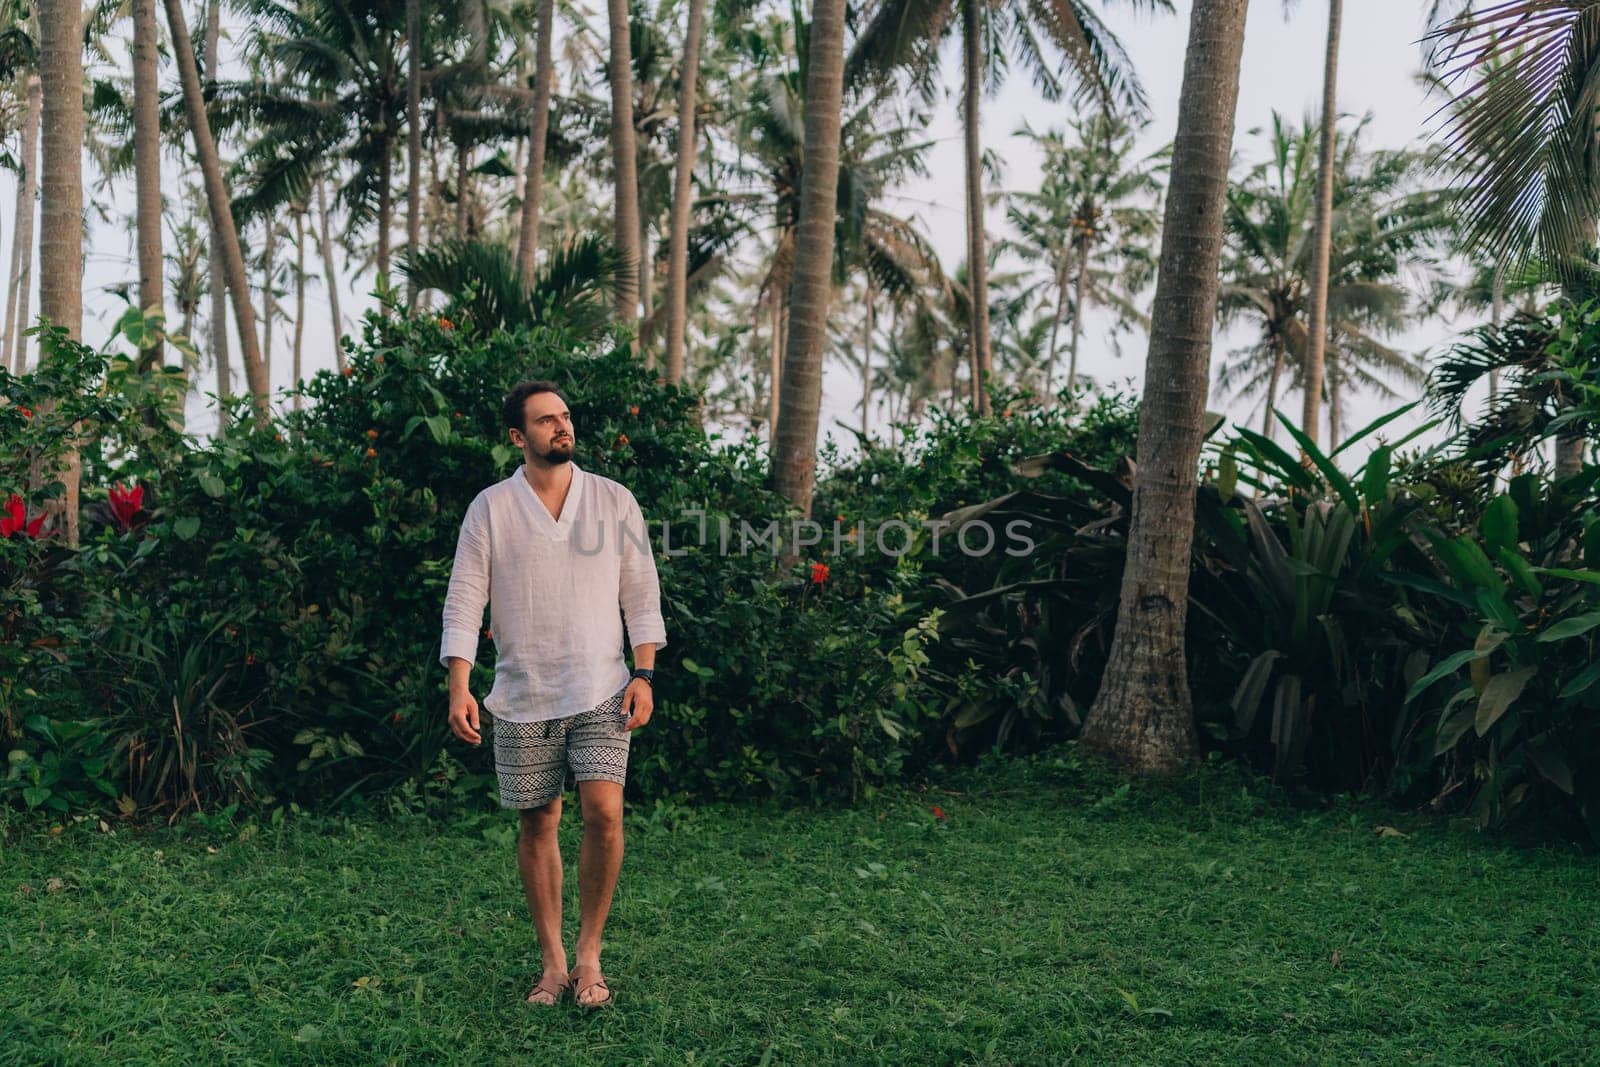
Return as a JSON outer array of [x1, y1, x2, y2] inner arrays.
[[490, 685, 631, 809]]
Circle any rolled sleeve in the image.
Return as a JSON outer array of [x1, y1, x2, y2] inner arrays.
[[439, 495, 492, 669], [617, 491, 668, 650]]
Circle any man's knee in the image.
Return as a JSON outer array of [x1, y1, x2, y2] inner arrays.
[[578, 781, 623, 832], [518, 796, 562, 840]]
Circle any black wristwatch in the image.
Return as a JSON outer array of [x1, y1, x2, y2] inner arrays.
[[629, 667, 655, 686]]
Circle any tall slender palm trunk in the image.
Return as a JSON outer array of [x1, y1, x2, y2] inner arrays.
[[1078, 0, 1251, 774], [262, 219, 275, 387], [861, 274, 874, 438], [1067, 245, 1090, 393], [406, 0, 422, 308], [1262, 335, 1285, 438], [2, 74, 39, 374], [1300, 0, 1341, 449], [516, 0, 556, 287], [1328, 347, 1341, 450], [293, 208, 306, 411], [607, 0, 642, 335], [664, 0, 708, 383], [132, 0, 164, 372], [962, 0, 992, 415], [203, 0, 230, 421], [165, 0, 269, 421], [1489, 261, 1504, 403], [36, 0, 85, 546], [1044, 252, 1070, 401], [316, 175, 345, 371], [772, 0, 847, 517], [768, 291, 784, 439]]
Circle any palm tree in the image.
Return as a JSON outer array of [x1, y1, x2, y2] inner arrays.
[[1424, 1, 1600, 477], [772, 0, 847, 516], [847, 0, 1166, 415], [36, 0, 84, 544], [3, 71, 38, 373], [1300, 0, 1343, 449], [163, 0, 269, 421], [1077, 0, 1250, 774], [202, 0, 230, 411], [1215, 113, 1450, 444], [664, 0, 709, 383], [132, 0, 164, 369], [1002, 112, 1161, 399], [607, 0, 643, 333], [515, 0, 556, 287]]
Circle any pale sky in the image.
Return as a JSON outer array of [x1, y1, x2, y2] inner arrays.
[[4, 0, 1486, 468]]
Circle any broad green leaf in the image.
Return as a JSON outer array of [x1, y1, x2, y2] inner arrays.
[[1217, 447, 1237, 501], [197, 470, 225, 499], [1495, 545, 1542, 599], [1475, 666, 1537, 736], [1559, 659, 1600, 699], [1230, 650, 1280, 734], [1432, 687, 1477, 755], [1538, 611, 1600, 642], [1330, 399, 1420, 457], [1404, 633, 1506, 705], [1273, 411, 1360, 514], [173, 516, 201, 541], [1480, 495, 1518, 557], [1360, 445, 1392, 507]]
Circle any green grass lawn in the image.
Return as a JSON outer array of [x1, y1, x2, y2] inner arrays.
[[3, 744, 1595, 1065]]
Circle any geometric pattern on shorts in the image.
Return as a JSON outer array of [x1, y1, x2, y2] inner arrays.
[[491, 684, 631, 809]]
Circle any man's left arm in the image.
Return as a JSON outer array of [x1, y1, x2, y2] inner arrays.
[[619, 492, 667, 727]]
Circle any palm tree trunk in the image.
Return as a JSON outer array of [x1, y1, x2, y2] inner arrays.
[[663, 0, 707, 384], [639, 220, 653, 364], [516, 0, 556, 287], [1043, 251, 1070, 403], [406, 0, 422, 308], [132, 0, 164, 374], [768, 291, 783, 439], [203, 0, 230, 423], [455, 143, 469, 236], [1067, 242, 1090, 394], [315, 174, 345, 371], [377, 132, 394, 285], [1079, 0, 1249, 775], [772, 0, 846, 517], [1327, 345, 1341, 451], [293, 208, 306, 412], [1262, 334, 1285, 439], [1300, 0, 1342, 450], [606, 0, 642, 334], [36, 0, 85, 546], [1489, 260, 1504, 403], [3, 74, 39, 374], [962, 0, 991, 415], [262, 219, 275, 387], [164, 0, 269, 421], [862, 273, 874, 439]]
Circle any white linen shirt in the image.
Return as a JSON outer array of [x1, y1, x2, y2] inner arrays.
[[438, 460, 668, 723]]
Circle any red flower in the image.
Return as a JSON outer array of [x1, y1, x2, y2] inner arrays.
[[17, 406, 32, 419], [246, 653, 258, 667], [341, 366, 353, 377], [108, 482, 144, 531], [931, 804, 946, 821], [810, 562, 829, 585], [0, 493, 45, 539], [391, 711, 405, 725], [615, 433, 629, 447], [629, 405, 640, 416]]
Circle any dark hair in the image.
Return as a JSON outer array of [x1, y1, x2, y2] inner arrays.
[[502, 380, 567, 434]]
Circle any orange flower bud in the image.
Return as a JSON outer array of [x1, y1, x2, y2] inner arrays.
[[365, 447, 377, 458], [366, 428, 379, 439]]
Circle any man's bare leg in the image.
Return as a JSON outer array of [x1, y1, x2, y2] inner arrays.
[[572, 778, 624, 1005], [517, 796, 568, 1002]]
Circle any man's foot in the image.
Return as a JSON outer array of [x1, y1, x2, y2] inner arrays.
[[569, 961, 613, 1008], [525, 968, 570, 1006]]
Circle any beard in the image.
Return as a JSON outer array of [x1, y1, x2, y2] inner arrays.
[[541, 438, 574, 463]]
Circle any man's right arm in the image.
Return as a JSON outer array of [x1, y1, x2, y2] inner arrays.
[[440, 495, 491, 681]]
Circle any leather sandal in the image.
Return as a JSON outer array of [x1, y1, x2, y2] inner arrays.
[[568, 962, 613, 1009], [525, 970, 570, 1006]]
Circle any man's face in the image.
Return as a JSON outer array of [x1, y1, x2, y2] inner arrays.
[[514, 391, 575, 465]]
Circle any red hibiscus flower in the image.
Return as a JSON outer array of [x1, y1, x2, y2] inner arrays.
[[0, 493, 45, 539], [810, 562, 829, 585], [108, 482, 144, 531], [931, 804, 947, 821]]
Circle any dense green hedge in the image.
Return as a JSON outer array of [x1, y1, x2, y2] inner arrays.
[[4, 310, 1599, 844]]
